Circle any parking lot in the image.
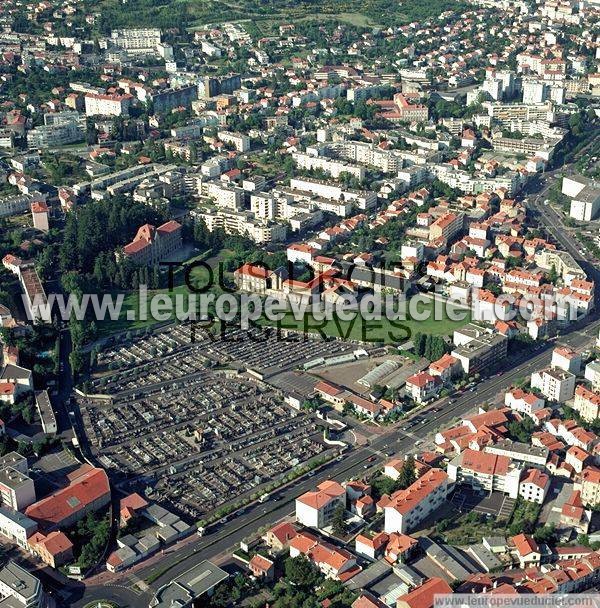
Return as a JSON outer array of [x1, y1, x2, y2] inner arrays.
[[451, 487, 516, 520]]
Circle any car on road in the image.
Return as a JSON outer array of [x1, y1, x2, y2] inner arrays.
[[367, 456, 376, 462]]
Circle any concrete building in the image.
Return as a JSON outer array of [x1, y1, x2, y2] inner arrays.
[[447, 449, 522, 499], [573, 385, 600, 423], [531, 367, 576, 402], [563, 175, 600, 221], [382, 469, 448, 534], [295, 480, 346, 529], [0, 507, 37, 549], [30, 201, 49, 232], [485, 440, 549, 468], [0, 560, 44, 608], [518, 468, 550, 504], [84, 93, 133, 117], [150, 560, 228, 608], [451, 332, 508, 375]]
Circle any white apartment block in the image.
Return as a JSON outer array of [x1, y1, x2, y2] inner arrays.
[[0, 467, 36, 511], [191, 208, 286, 243], [110, 28, 161, 53], [85, 93, 133, 117], [563, 175, 600, 222], [0, 560, 44, 607], [531, 367, 576, 402], [217, 130, 250, 152], [518, 469, 550, 504], [289, 177, 377, 211], [292, 152, 365, 181], [295, 481, 346, 529], [447, 449, 522, 499], [0, 507, 37, 549], [383, 469, 448, 534]]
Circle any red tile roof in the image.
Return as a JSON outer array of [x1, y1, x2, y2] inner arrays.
[[397, 577, 453, 608], [25, 466, 110, 528]]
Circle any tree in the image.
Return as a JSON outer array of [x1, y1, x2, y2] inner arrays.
[[331, 503, 347, 536], [284, 555, 321, 589], [397, 455, 417, 489]]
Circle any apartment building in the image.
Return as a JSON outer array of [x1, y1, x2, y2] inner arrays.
[[0, 466, 36, 511], [0, 194, 42, 218], [217, 130, 250, 152], [485, 440, 549, 468], [292, 152, 365, 181], [504, 388, 545, 416], [447, 449, 522, 498], [85, 93, 133, 117], [0, 507, 37, 549], [192, 208, 286, 243], [382, 468, 449, 534], [405, 371, 442, 404], [0, 560, 44, 608], [19, 268, 49, 324], [581, 467, 600, 506], [531, 367, 576, 402], [122, 220, 182, 266], [518, 468, 550, 504], [551, 346, 581, 374], [110, 28, 161, 53], [563, 175, 600, 221], [573, 385, 600, 423], [295, 480, 346, 529], [27, 121, 84, 148], [451, 332, 508, 375], [31, 201, 49, 232], [429, 212, 463, 243], [28, 531, 74, 568], [289, 177, 377, 211], [151, 85, 198, 114]]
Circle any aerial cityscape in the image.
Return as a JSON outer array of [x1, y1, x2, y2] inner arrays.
[[0, 0, 599, 606]]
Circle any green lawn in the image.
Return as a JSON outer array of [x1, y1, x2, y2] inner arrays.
[[97, 253, 469, 344], [258, 298, 470, 344]]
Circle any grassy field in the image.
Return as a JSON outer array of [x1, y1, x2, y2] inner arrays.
[[259, 298, 470, 344]]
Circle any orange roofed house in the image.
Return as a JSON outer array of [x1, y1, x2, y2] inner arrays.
[[396, 577, 453, 608], [121, 220, 182, 266], [295, 480, 346, 529], [25, 465, 110, 530], [28, 530, 73, 568]]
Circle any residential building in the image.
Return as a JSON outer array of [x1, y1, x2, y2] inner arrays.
[[396, 577, 453, 608], [28, 531, 73, 568], [405, 372, 442, 404], [447, 449, 522, 498], [451, 332, 508, 375], [381, 468, 449, 534], [0, 561, 44, 608], [518, 468, 550, 503], [0, 507, 37, 549], [531, 368, 576, 402], [573, 386, 600, 423], [295, 480, 346, 529], [581, 467, 600, 506], [84, 93, 133, 117]]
